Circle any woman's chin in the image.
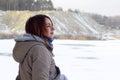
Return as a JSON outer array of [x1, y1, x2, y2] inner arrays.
[[47, 35, 54, 39]]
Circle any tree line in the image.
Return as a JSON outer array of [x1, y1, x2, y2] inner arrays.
[[0, 0, 54, 11], [91, 14, 120, 30]]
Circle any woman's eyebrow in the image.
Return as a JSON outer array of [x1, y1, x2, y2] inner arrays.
[[46, 23, 53, 26]]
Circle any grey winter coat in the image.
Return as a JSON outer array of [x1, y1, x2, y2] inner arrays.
[[13, 34, 61, 80]]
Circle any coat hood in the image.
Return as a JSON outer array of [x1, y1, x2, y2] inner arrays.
[[15, 33, 45, 43], [13, 34, 45, 63]]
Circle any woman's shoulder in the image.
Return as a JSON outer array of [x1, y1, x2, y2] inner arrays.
[[27, 41, 50, 54], [15, 41, 46, 54], [26, 41, 44, 46], [17, 41, 45, 48], [29, 42, 52, 61]]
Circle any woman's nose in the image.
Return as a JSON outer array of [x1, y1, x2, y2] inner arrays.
[[51, 26, 55, 30]]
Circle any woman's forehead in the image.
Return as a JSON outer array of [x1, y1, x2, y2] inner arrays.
[[45, 18, 52, 24]]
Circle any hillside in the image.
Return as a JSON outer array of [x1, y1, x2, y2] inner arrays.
[[0, 10, 119, 40]]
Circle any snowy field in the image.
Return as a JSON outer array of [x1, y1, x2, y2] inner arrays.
[[0, 39, 120, 80]]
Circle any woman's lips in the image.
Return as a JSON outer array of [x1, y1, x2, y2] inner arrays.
[[51, 32, 54, 35]]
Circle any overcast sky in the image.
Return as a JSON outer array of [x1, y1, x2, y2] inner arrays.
[[52, 0, 120, 16]]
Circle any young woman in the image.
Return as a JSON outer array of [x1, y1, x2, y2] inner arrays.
[[13, 14, 67, 80]]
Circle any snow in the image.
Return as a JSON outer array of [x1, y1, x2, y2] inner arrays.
[[52, 17, 68, 34], [73, 14, 99, 34], [0, 39, 120, 80]]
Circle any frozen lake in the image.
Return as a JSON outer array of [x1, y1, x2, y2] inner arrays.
[[0, 39, 120, 80]]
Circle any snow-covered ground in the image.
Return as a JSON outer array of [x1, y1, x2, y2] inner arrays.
[[0, 39, 120, 80]]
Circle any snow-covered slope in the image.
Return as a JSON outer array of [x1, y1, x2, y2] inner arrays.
[[0, 11, 103, 37], [48, 11, 102, 36]]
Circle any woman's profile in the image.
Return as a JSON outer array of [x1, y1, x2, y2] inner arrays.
[[12, 14, 68, 80]]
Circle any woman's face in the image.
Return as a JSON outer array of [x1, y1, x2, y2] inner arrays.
[[43, 18, 55, 38]]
